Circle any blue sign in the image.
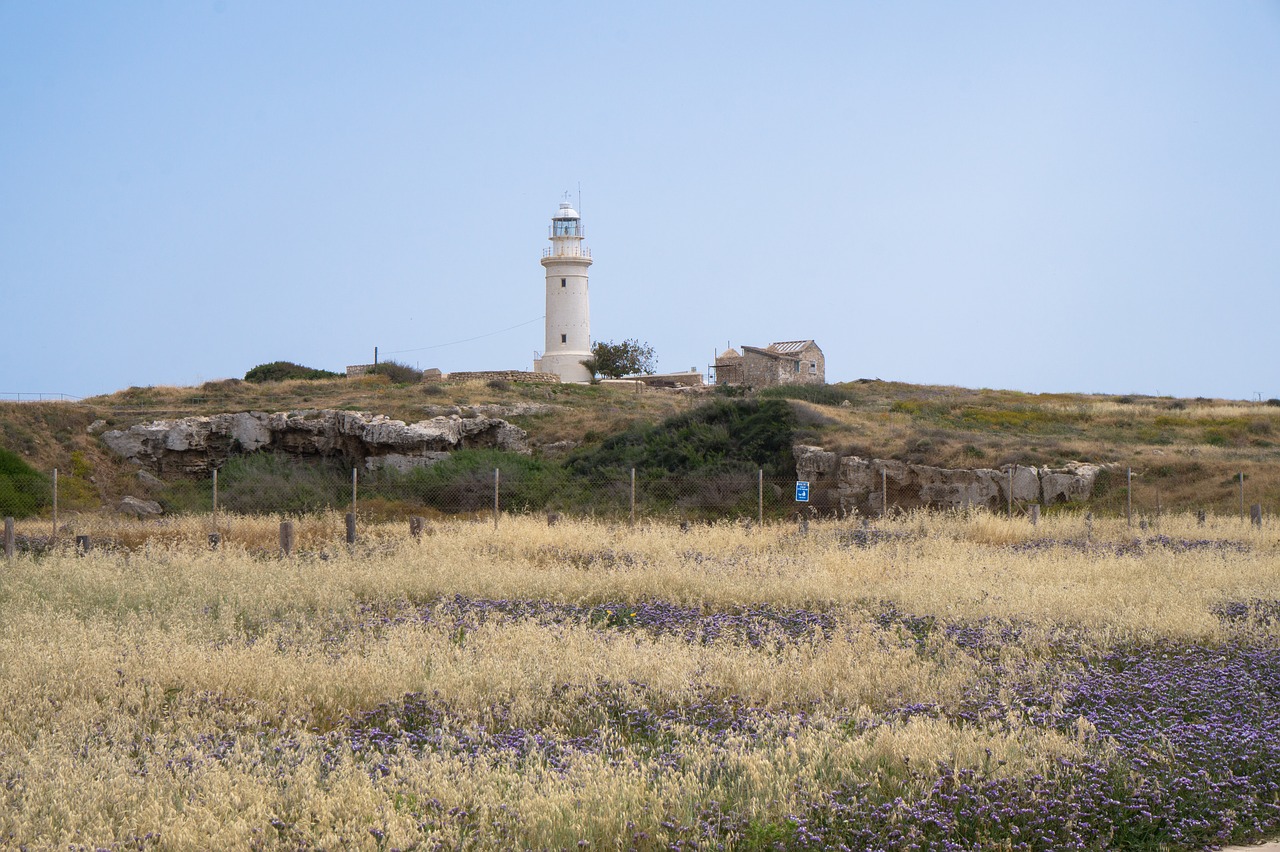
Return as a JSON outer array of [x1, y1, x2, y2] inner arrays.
[[795, 481, 810, 502]]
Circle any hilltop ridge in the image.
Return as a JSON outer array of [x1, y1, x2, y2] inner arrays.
[[1, 374, 1277, 516]]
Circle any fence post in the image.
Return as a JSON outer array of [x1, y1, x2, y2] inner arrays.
[[4, 517, 14, 560], [1084, 511, 1092, 544], [1240, 472, 1245, 523], [410, 516, 425, 538], [1126, 468, 1132, 528], [630, 468, 636, 525], [52, 468, 58, 544], [345, 512, 357, 545], [493, 468, 500, 529], [75, 534, 90, 556], [280, 521, 295, 557], [1251, 504, 1263, 529], [212, 468, 219, 535], [1029, 505, 1040, 526], [352, 468, 358, 517], [1007, 468, 1013, 518], [882, 467, 889, 517], [758, 468, 763, 528], [1197, 509, 1206, 527]]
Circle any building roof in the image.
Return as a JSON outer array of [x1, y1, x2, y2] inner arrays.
[[716, 348, 741, 360], [741, 345, 799, 361], [553, 201, 580, 219], [766, 340, 815, 355]]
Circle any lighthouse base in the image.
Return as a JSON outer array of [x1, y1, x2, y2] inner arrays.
[[534, 352, 593, 384]]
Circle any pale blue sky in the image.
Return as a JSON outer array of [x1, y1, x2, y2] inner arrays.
[[2, 2, 1278, 400]]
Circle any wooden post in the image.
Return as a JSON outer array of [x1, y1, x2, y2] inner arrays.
[[75, 535, 90, 556], [630, 467, 636, 525], [5, 517, 15, 560], [882, 467, 889, 517], [345, 512, 356, 545], [1240, 472, 1245, 523], [352, 468, 358, 517], [280, 521, 295, 557], [1007, 468, 1013, 518], [1126, 467, 1132, 528], [1029, 505, 1040, 526], [1251, 504, 1263, 528], [493, 468, 500, 529], [758, 468, 763, 528], [409, 516, 424, 539], [52, 468, 58, 544]]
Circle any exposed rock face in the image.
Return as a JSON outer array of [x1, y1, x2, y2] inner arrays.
[[101, 410, 529, 477], [795, 445, 1103, 514]]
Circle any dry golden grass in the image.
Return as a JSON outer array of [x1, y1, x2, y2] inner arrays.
[[1, 512, 1277, 848]]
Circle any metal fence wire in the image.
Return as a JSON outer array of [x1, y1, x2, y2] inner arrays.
[[1, 460, 1270, 556]]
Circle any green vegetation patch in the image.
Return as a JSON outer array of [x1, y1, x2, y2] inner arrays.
[[567, 399, 797, 480], [244, 361, 341, 383], [0, 447, 49, 518]]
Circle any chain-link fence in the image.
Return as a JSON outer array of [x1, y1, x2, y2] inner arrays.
[[1, 459, 1271, 556]]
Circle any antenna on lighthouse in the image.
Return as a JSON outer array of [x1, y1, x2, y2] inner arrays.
[[578, 182, 581, 215]]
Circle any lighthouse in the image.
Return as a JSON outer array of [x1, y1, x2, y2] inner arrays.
[[533, 199, 594, 383]]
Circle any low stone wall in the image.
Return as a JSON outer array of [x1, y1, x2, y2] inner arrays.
[[346, 364, 375, 377], [795, 445, 1104, 514], [444, 371, 561, 385]]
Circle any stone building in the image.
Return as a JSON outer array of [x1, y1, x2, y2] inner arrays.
[[713, 340, 825, 387]]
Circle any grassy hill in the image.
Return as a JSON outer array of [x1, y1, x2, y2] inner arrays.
[[1, 373, 1277, 517]]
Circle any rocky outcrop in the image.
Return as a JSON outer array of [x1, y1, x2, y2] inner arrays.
[[793, 445, 1102, 514], [118, 496, 163, 516], [101, 410, 529, 477]]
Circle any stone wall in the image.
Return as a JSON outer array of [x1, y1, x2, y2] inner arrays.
[[101, 410, 530, 478], [444, 371, 561, 384], [795, 444, 1103, 514]]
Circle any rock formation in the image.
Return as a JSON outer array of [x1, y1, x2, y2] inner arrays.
[[101, 410, 529, 477], [794, 445, 1103, 514]]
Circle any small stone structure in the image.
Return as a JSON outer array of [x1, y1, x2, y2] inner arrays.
[[794, 444, 1103, 514], [101, 410, 529, 477], [714, 340, 825, 387], [346, 364, 375, 377]]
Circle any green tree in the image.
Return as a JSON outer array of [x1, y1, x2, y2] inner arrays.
[[581, 339, 656, 379]]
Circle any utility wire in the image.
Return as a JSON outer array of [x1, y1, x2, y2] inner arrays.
[[386, 316, 544, 355]]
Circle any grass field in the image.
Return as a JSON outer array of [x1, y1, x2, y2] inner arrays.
[[2, 511, 1279, 849]]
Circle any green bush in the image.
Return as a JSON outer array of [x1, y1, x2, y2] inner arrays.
[[378, 450, 567, 513], [212, 454, 351, 514], [244, 361, 341, 383], [567, 399, 797, 480], [367, 361, 422, 384], [0, 447, 48, 518]]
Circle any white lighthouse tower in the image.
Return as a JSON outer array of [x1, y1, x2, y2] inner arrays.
[[533, 198, 594, 383]]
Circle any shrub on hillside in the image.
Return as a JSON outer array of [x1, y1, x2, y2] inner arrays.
[[566, 399, 797, 480], [244, 361, 341, 383], [367, 360, 423, 384], [0, 447, 48, 518]]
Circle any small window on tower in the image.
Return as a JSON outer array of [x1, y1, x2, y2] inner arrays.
[[561, 278, 566, 287], [561, 334, 567, 344]]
